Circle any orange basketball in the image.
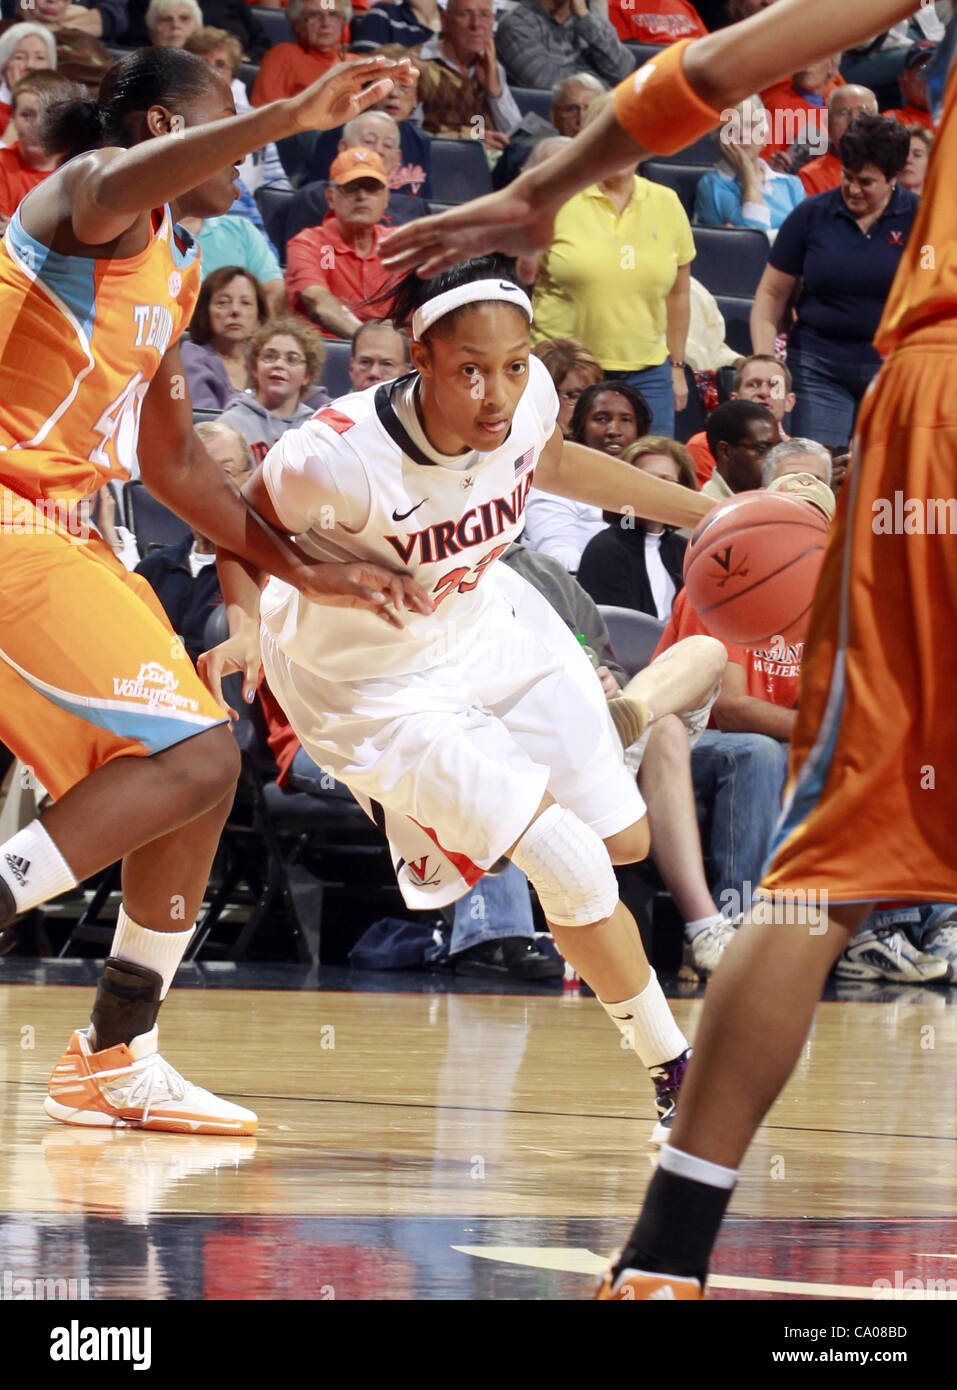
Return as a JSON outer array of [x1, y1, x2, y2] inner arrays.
[[683, 490, 830, 648]]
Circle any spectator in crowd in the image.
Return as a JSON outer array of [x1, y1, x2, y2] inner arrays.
[[304, 107, 432, 200], [694, 93, 805, 236], [146, 0, 202, 47], [608, 0, 707, 43], [7, 0, 116, 90], [185, 27, 290, 194], [177, 208, 287, 317], [135, 423, 254, 664], [358, 44, 435, 197], [124, 0, 269, 57], [416, 0, 521, 148], [797, 84, 878, 195], [684, 276, 744, 383], [530, 93, 694, 435], [532, 335, 602, 437], [348, 319, 410, 390], [899, 124, 933, 196], [751, 114, 915, 448], [0, 72, 80, 233], [0, 24, 56, 138], [523, 380, 650, 570], [496, 0, 633, 91], [761, 435, 834, 490], [491, 71, 602, 189], [883, 39, 936, 131], [219, 318, 330, 463], [685, 353, 794, 484], [577, 435, 696, 619], [760, 55, 843, 171], [9, 0, 128, 43], [699, 397, 778, 500], [285, 148, 393, 338], [181, 267, 268, 410], [350, 0, 443, 49], [251, 0, 356, 106]]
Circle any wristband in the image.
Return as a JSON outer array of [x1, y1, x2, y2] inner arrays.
[[613, 38, 723, 157]]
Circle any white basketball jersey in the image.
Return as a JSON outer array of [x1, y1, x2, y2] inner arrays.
[[260, 356, 560, 681]]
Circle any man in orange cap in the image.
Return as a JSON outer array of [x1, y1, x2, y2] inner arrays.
[[285, 147, 394, 338]]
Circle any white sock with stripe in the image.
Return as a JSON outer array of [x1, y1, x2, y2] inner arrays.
[[110, 906, 195, 999], [599, 971, 689, 1068], [0, 821, 77, 915]]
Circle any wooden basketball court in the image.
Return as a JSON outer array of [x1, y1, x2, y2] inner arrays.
[[0, 971, 955, 1300]]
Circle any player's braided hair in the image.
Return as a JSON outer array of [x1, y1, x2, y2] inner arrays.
[[375, 254, 528, 343], [43, 47, 214, 161]]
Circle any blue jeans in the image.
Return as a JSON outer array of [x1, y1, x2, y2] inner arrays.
[[450, 862, 536, 954], [691, 731, 789, 916], [787, 345, 880, 450], [863, 902, 957, 944], [604, 360, 675, 438]]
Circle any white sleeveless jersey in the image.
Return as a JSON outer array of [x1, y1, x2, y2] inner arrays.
[[260, 355, 560, 682]]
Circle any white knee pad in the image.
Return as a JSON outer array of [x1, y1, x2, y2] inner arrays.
[[510, 804, 618, 927]]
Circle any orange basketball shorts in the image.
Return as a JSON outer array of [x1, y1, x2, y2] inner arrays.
[[0, 494, 228, 801], [759, 334, 957, 905]]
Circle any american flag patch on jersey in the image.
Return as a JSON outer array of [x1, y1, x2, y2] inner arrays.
[[514, 447, 534, 475]]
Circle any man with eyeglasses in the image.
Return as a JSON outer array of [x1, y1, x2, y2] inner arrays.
[[416, 0, 522, 147], [251, 0, 361, 107], [798, 83, 878, 194], [286, 148, 394, 338]]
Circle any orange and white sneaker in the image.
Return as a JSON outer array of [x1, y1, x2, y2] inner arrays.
[[596, 1263, 704, 1300], [44, 1026, 258, 1136]]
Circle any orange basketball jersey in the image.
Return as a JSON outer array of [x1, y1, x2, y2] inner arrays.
[[0, 203, 200, 504]]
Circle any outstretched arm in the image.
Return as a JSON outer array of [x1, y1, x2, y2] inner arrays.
[[533, 429, 714, 532], [70, 57, 417, 246], [138, 343, 434, 620], [380, 0, 915, 277]]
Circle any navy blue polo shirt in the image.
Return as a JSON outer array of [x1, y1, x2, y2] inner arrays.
[[770, 183, 918, 365]]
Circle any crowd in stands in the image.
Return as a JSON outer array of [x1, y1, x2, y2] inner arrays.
[[2, 0, 956, 983]]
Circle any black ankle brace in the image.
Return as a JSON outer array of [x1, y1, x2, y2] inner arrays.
[[91, 958, 163, 1050]]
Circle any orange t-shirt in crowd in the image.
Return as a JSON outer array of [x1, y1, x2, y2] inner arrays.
[[608, 0, 707, 44], [285, 212, 391, 336], [799, 148, 842, 195], [0, 141, 53, 217], [654, 588, 802, 713], [250, 44, 362, 106], [684, 429, 715, 487], [883, 105, 933, 132], [759, 75, 843, 160]]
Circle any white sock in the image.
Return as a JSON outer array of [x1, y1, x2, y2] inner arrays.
[[659, 1142, 737, 1190], [110, 906, 194, 999], [599, 971, 689, 1068], [0, 820, 77, 915], [684, 912, 724, 944]]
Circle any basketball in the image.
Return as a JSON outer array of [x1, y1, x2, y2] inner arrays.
[[683, 490, 830, 648]]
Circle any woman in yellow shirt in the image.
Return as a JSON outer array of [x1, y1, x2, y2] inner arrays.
[[529, 94, 694, 438]]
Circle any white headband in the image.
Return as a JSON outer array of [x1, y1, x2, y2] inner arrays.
[[411, 278, 534, 341]]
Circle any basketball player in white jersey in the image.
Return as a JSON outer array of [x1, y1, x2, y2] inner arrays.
[[204, 256, 723, 1138]]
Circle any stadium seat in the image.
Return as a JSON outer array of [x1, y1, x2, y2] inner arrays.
[[640, 160, 703, 218], [275, 130, 319, 187], [692, 227, 769, 298], [512, 87, 553, 122], [655, 132, 720, 167], [623, 40, 667, 69], [427, 201, 456, 216], [713, 294, 754, 357], [240, 62, 259, 100], [673, 363, 707, 446], [321, 340, 354, 400], [429, 138, 494, 203], [597, 606, 666, 679], [842, 45, 910, 111], [192, 407, 221, 426], [248, 5, 292, 45], [257, 184, 295, 263], [123, 480, 191, 556]]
